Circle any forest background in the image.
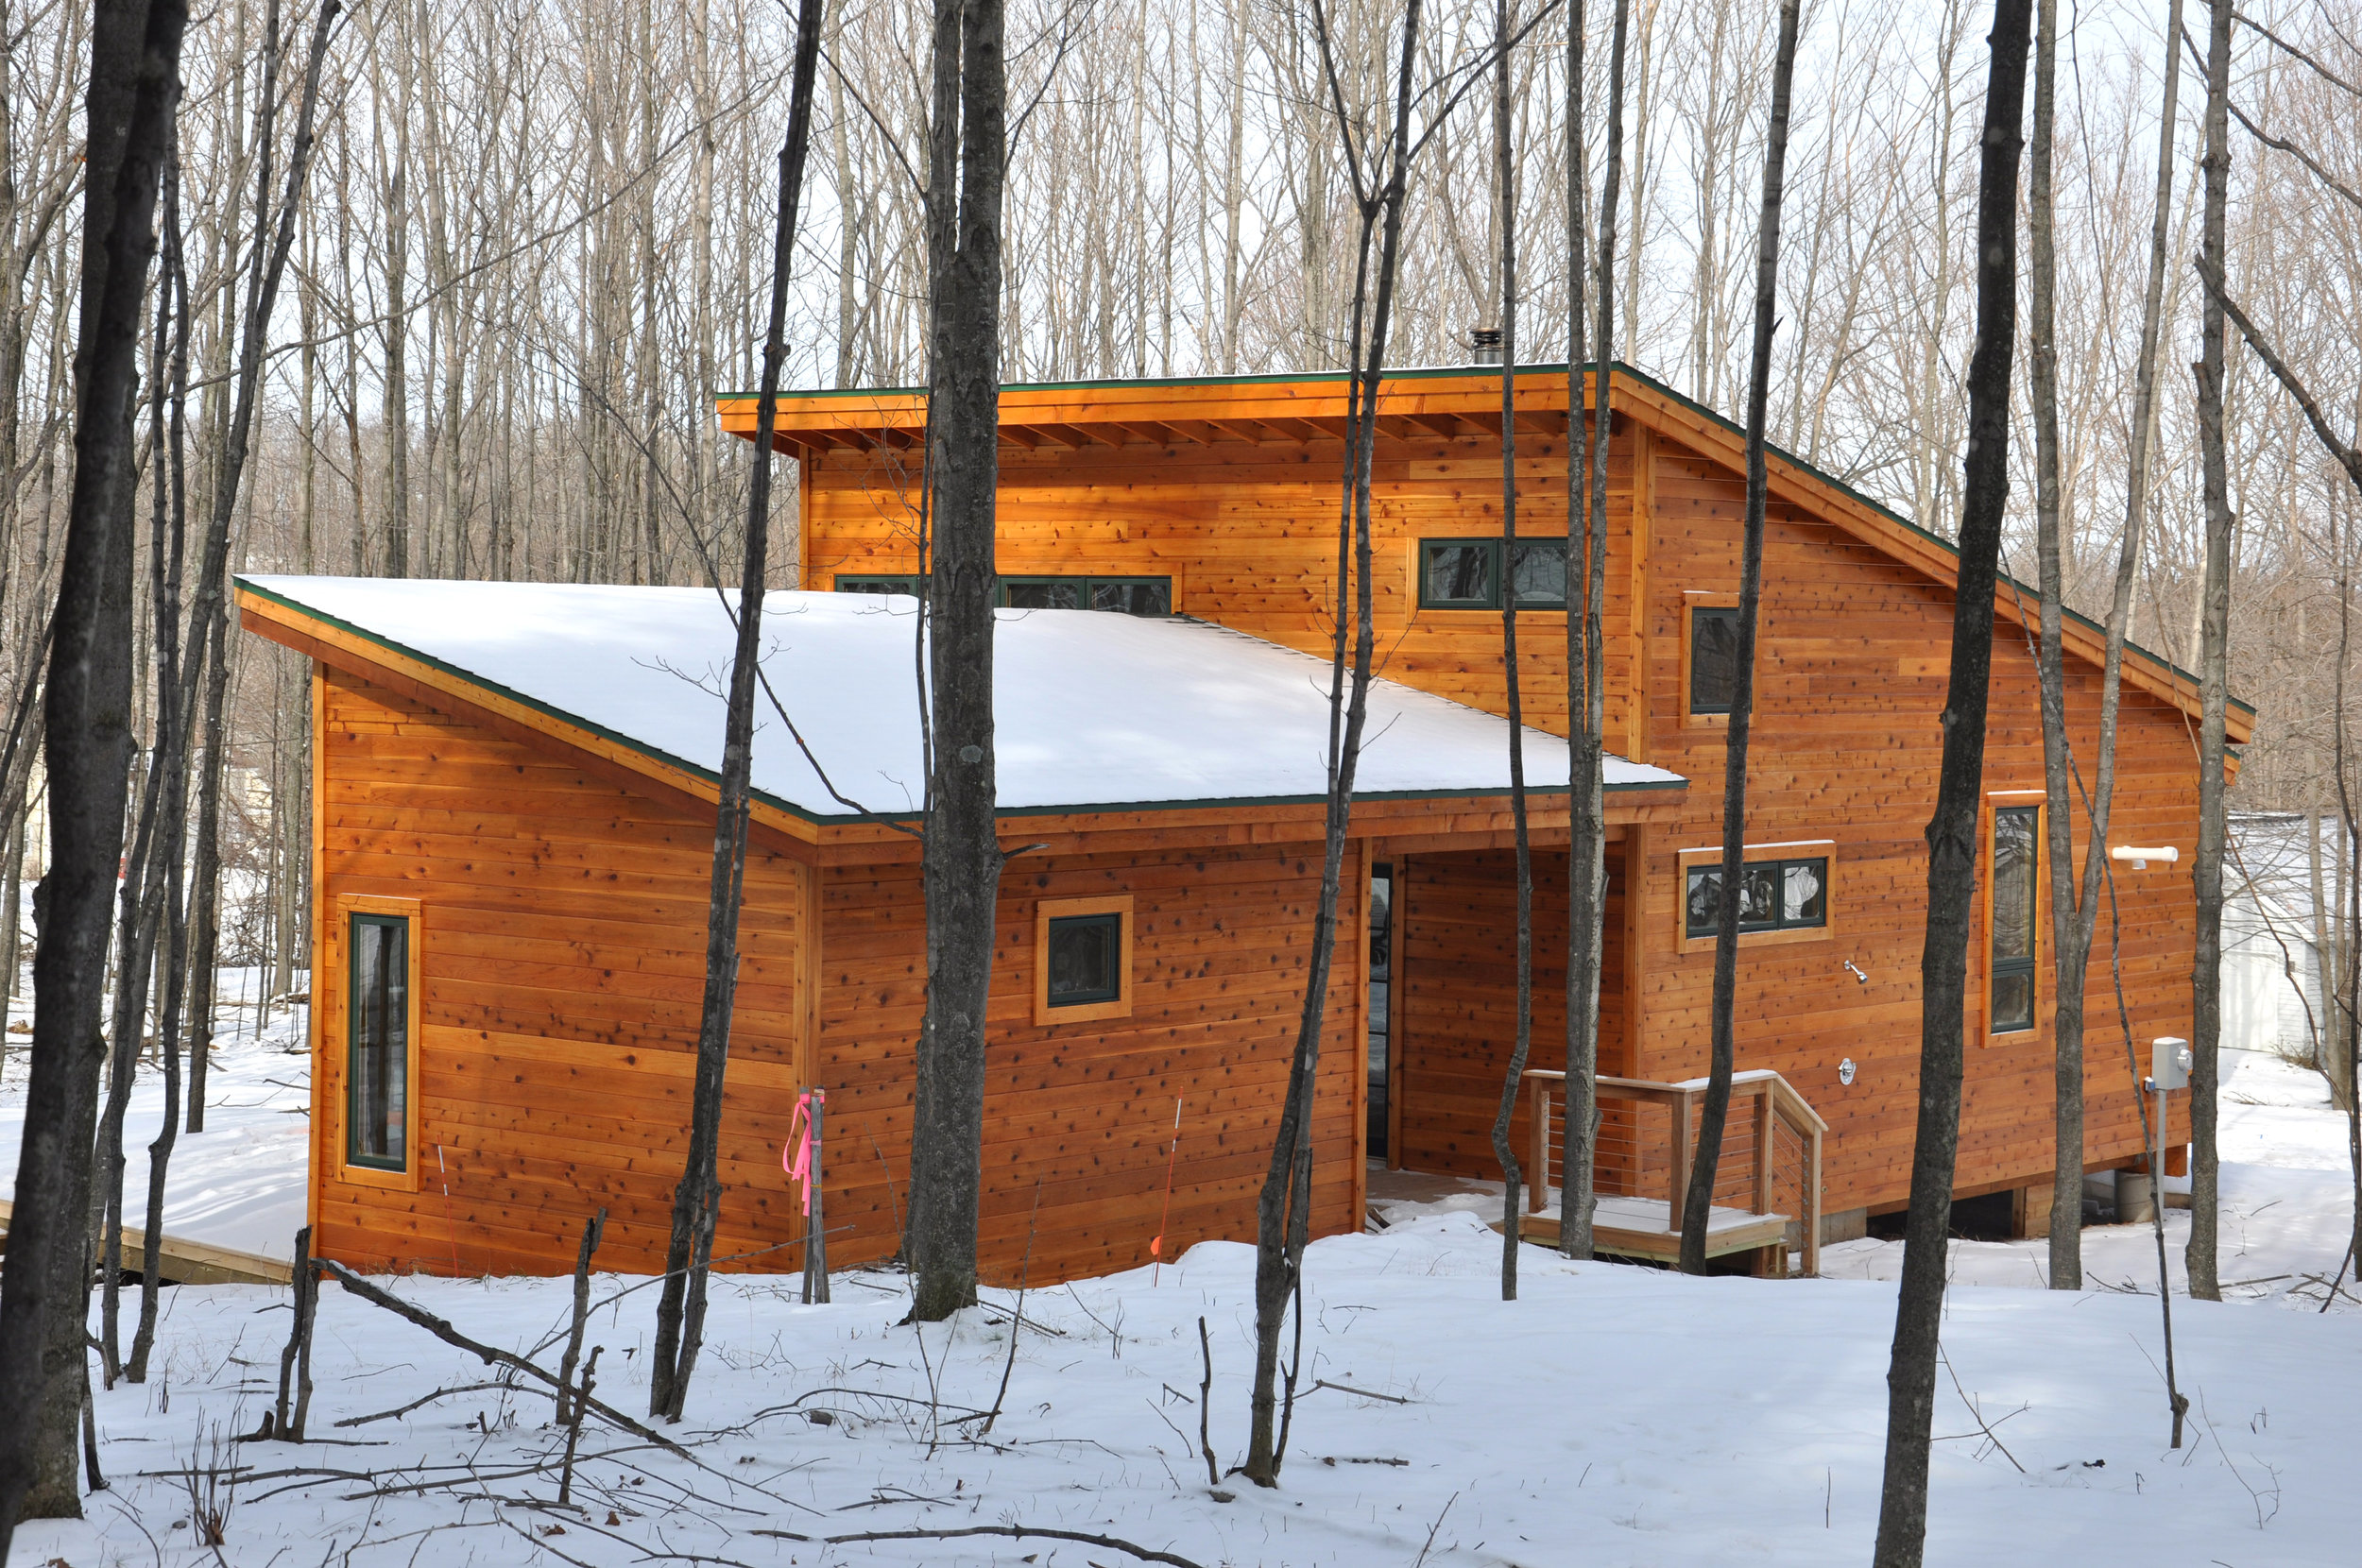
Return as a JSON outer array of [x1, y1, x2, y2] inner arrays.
[[0, 0, 2354, 1040]]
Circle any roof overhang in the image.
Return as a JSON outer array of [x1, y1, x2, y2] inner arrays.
[[235, 579, 1686, 865], [721, 361, 2251, 743]]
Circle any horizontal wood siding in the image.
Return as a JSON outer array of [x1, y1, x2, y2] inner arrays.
[[799, 423, 1642, 750], [1393, 846, 1628, 1181], [1633, 436, 2197, 1217], [312, 669, 1359, 1281]]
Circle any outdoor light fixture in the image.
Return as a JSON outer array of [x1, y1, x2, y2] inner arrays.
[[1838, 1057, 1857, 1086], [2111, 844, 2180, 871]]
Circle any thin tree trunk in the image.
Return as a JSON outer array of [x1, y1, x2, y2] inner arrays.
[[1486, 0, 1532, 1303], [1558, 0, 1594, 1265], [646, 0, 824, 1420], [0, 0, 189, 1542], [2041, 0, 2185, 1292], [1563, 0, 1629, 1268], [1678, 0, 1799, 1277], [2184, 0, 2234, 1306], [1871, 5, 2032, 1561], [1242, 0, 1419, 1484], [903, 0, 1007, 1326]]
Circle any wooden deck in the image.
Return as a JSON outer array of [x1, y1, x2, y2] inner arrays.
[[1510, 1195, 1792, 1270], [0, 1199, 291, 1287]]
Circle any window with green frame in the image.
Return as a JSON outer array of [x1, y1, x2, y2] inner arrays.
[[348, 912, 411, 1172], [1684, 856, 1827, 940], [836, 574, 1172, 615], [1990, 806, 2038, 1032], [1417, 537, 1567, 610], [998, 576, 1172, 616], [1045, 912, 1123, 1005]]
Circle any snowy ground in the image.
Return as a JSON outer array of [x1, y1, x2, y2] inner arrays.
[[8, 1005, 2359, 1563], [1, 967, 310, 1262]]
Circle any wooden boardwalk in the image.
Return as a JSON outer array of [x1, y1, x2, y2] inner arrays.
[[0, 1199, 290, 1287]]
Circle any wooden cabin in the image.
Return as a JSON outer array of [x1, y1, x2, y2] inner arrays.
[[236, 575, 1683, 1279], [724, 360, 2248, 1250], [238, 358, 2247, 1284]]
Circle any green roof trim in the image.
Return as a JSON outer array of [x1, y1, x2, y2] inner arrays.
[[724, 358, 2252, 721], [237, 574, 1684, 830]]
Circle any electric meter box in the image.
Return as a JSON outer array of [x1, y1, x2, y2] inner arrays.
[[2151, 1036, 2193, 1092]]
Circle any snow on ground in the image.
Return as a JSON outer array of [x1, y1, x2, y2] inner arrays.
[[1816, 1048, 2358, 1309], [1, 966, 310, 1263], [9, 976, 2360, 1565], [14, 1205, 2360, 1567]]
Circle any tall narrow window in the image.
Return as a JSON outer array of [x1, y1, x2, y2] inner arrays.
[[348, 912, 411, 1171], [1688, 605, 1740, 715], [1990, 806, 2038, 1033]]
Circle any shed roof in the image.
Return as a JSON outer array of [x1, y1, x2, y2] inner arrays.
[[237, 575, 1683, 824], [719, 360, 2252, 741]]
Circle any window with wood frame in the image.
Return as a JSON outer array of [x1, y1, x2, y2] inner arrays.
[[1034, 895, 1135, 1024], [1675, 842, 1836, 954], [339, 896, 423, 1187], [1416, 537, 1567, 610], [1684, 592, 1743, 722], [1989, 804, 2039, 1034]]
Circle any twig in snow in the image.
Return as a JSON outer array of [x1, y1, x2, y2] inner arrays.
[[1937, 1347, 2026, 1473], [1412, 1491, 1459, 1568], [334, 1381, 517, 1427], [556, 1209, 608, 1425], [816, 1525, 1205, 1566], [979, 1177, 1042, 1437], [557, 1346, 602, 1507], [1309, 1377, 1412, 1405], [1198, 1316, 1221, 1487]]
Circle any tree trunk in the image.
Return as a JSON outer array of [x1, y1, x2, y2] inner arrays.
[[1563, 0, 1628, 1267], [903, 0, 1007, 1326], [2184, 0, 2234, 1307], [0, 0, 189, 1542], [1485, 0, 1532, 1304], [1871, 5, 2032, 1562], [1241, 0, 1420, 1484], [646, 0, 824, 1420], [1678, 0, 1799, 1277], [2040, 0, 2185, 1292]]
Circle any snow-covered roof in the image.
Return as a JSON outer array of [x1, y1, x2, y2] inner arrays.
[[238, 576, 1686, 822]]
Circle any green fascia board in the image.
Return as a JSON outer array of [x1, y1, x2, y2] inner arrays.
[[726, 358, 2253, 722], [238, 573, 1686, 829]]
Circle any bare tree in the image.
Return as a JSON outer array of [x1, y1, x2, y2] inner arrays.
[[0, 0, 191, 1541], [2037, 0, 2187, 1295], [1676, 0, 1800, 1278], [1871, 4, 2032, 1563], [2184, 0, 2234, 1306], [902, 0, 1008, 1325], [1485, 0, 1534, 1303], [647, 0, 826, 1418]]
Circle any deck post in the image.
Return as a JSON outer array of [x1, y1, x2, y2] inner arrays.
[[1803, 1127, 1823, 1277], [1528, 1081, 1551, 1215], [1669, 1086, 1694, 1230], [1751, 1085, 1775, 1214]]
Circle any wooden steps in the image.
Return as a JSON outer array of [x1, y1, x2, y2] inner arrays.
[[1503, 1195, 1791, 1272], [0, 1198, 291, 1287]]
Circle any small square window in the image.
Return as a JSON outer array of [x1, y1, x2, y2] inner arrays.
[[1689, 605, 1740, 715], [1421, 541, 1496, 608], [1046, 912, 1122, 1006]]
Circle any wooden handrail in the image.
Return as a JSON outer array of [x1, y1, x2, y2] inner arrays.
[[1518, 1067, 1823, 1277]]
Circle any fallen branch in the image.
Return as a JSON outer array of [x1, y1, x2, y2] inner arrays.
[[1309, 1378, 1412, 1405], [313, 1258, 689, 1457], [814, 1525, 1205, 1566], [335, 1381, 518, 1428]]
